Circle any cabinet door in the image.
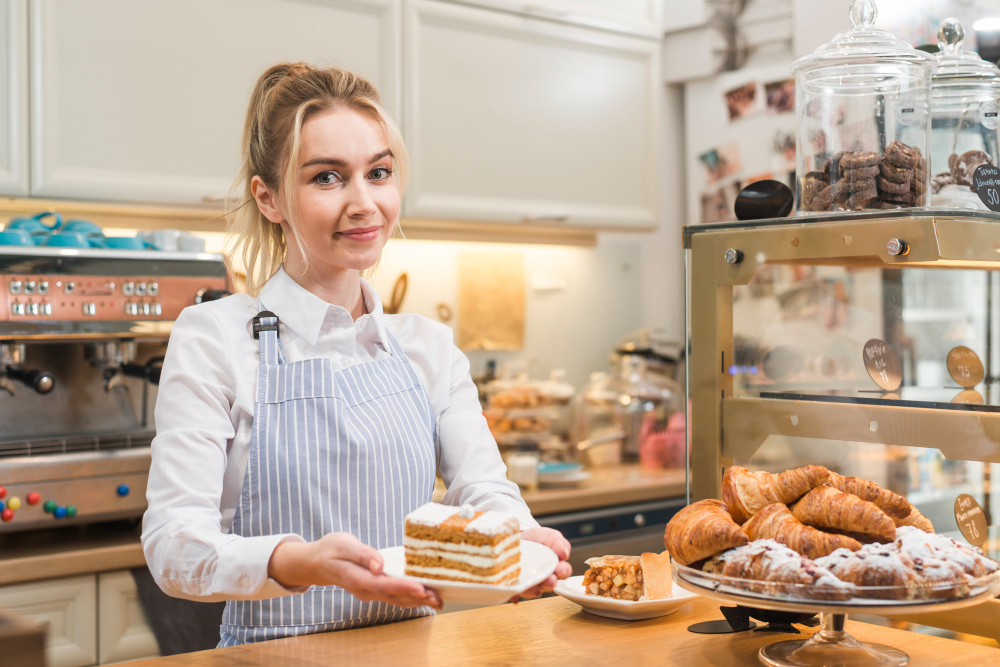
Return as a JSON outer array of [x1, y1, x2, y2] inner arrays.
[[29, 0, 400, 204], [439, 0, 662, 37], [0, 575, 97, 667], [0, 0, 28, 195], [97, 570, 158, 665], [403, 0, 659, 229]]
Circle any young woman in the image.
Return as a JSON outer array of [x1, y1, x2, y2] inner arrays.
[[142, 63, 571, 646]]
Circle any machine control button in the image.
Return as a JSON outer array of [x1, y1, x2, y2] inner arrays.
[[634, 513, 646, 527], [117, 484, 130, 497], [125, 303, 137, 316], [42, 500, 56, 513], [24, 281, 35, 294], [1, 509, 12, 522], [11, 303, 24, 316], [26, 492, 40, 505], [38, 281, 49, 295], [148, 282, 159, 296], [64, 281, 75, 294], [152, 303, 162, 316], [123, 282, 135, 296], [141, 303, 150, 316], [136, 282, 147, 296], [42, 303, 51, 316], [53, 506, 67, 519], [82, 303, 96, 316], [7, 497, 20, 510], [66, 505, 78, 518], [27, 303, 38, 316], [9, 280, 21, 294]]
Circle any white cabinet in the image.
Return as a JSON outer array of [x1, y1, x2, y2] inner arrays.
[[403, 0, 660, 229], [444, 0, 662, 37], [28, 0, 400, 204], [0, 0, 28, 195], [97, 571, 158, 665], [0, 575, 97, 667]]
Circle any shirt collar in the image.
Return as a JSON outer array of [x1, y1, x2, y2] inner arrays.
[[257, 266, 388, 348]]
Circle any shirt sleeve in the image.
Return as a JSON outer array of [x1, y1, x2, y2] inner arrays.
[[435, 340, 540, 531], [141, 305, 309, 602]]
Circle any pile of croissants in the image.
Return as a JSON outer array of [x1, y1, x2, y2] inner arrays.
[[664, 465, 999, 601]]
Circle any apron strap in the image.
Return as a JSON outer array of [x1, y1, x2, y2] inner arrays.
[[252, 306, 286, 365]]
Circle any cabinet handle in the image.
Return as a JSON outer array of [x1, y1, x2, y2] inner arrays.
[[522, 213, 569, 223], [522, 4, 570, 18]]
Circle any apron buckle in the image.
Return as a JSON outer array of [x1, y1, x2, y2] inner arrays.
[[252, 311, 279, 339]]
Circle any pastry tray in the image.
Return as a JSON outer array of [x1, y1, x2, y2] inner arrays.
[[672, 561, 1000, 616]]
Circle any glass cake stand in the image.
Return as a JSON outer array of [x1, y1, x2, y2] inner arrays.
[[673, 562, 1000, 667]]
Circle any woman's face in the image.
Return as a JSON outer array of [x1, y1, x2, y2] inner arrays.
[[258, 107, 399, 276]]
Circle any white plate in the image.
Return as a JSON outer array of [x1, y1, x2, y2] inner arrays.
[[380, 540, 558, 606], [554, 575, 698, 621], [538, 471, 592, 487]]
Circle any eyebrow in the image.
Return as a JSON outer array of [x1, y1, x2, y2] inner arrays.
[[301, 149, 393, 169]]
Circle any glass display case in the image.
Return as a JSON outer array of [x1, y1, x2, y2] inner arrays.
[[685, 208, 1000, 640]]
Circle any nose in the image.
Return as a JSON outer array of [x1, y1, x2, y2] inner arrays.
[[345, 177, 377, 219]]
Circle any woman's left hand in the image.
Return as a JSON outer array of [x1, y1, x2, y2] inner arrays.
[[511, 527, 572, 603]]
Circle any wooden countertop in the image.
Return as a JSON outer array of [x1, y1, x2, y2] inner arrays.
[[115, 595, 999, 666], [0, 521, 145, 586], [434, 465, 686, 516]]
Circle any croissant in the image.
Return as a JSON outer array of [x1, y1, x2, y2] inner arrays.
[[664, 499, 748, 565], [722, 465, 830, 524], [704, 540, 854, 600], [824, 471, 912, 521], [742, 503, 861, 559], [896, 507, 934, 533], [791, 486, 896, 544]]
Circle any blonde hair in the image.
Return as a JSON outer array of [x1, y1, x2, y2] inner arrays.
[[226, 62, 409, 296]]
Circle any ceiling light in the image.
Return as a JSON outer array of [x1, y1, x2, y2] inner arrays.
[[973, 18, 1000, 32]]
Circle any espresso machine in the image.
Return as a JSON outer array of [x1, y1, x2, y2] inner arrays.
[[0, 245, 229, 532]]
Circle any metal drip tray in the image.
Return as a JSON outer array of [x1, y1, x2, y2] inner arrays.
[[0, 430, 154, 459]]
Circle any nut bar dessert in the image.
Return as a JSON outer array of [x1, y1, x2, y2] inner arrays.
[[404, 502, 520, 585], [582, 551, 673, 601]]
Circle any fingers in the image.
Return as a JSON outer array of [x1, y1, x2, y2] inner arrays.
[[554, 561, 573, 580], [327, 533, 383, 572], [522, 528, 572, 561], [537, 574, 558, 594]]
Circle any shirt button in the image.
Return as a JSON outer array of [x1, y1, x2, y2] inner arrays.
[[239, 573, 251, 588]]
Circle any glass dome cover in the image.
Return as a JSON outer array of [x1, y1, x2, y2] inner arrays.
[[791, 0, 935, 75], [933, 18, 1000, 85]]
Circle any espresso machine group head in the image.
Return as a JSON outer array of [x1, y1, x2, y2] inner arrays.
[[0, 245, 229, 532]]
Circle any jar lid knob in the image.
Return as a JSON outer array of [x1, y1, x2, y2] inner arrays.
[[849, 0, 877, 29], [938, 17, 965, 53]]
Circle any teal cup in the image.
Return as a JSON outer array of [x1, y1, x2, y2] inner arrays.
[[7, 212, 63, 245], [44, 231, 90, 248], [0, 229, 34, 246], [104, 236, 157, 250]]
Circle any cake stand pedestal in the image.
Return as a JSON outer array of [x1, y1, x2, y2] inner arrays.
[[758, 612, 906, 667]]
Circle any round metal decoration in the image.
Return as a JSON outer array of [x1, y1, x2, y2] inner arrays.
[[862, 339, 902, 392], [955, 494, 988, 547], [946, 346, 984, 389]]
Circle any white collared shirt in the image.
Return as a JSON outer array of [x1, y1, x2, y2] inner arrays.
[[142, 266, 537, 602]]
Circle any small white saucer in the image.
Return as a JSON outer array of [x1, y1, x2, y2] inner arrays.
[[380, 541, 558, 606], [554, 575, 698, 621]]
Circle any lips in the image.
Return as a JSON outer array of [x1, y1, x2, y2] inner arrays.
[[337, 225, 382, 242]]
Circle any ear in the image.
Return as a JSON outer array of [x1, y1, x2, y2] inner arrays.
[[250, 176, 284, 224]]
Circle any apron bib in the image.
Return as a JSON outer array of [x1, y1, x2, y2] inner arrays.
[[219, 311, 437, 646]]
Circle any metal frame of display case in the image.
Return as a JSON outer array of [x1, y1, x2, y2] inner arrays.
[[685, 208, 1000, 641]]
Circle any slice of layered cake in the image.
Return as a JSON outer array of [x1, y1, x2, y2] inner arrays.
[[404, 502, 521, 585]]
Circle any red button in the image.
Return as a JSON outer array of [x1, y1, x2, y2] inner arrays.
[[1, 509, 12, 522], [26, 492, 40, 505], [0, 487, 6, 499]]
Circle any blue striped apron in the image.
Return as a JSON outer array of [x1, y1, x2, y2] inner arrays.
[[218, 311, 437, 646]]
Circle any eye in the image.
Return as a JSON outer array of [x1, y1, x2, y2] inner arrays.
[[314, 171, 340, 185], [369, 167, 392, 181]]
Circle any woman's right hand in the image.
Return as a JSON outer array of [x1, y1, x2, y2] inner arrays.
[[268, 532, 442, 610]]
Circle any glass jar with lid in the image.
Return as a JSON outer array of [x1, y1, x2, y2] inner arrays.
[[791, 0, 935, 214], [930, 18, 1000, 209]]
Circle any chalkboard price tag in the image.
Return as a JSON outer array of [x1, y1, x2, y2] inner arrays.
[[955, 493, 989, 547], [862, 339, 902, 391], [946, 346, 985, 389], [974, 164, 1000, 211]]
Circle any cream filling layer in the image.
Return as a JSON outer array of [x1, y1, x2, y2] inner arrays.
[[403, 534, 519, 556], [405, 546, 520, 570], [405, 562, 521, 583]]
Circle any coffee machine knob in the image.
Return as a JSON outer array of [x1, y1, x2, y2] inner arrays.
[[117, 484, 130, 497], [26, 492, 40, 505], [1, 508, 12, 522], [53, 506, 67, 518], [43, 500, 56, 513]]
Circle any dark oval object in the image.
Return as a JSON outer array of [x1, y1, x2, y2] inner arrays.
[[734, 180, 794, 221]]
